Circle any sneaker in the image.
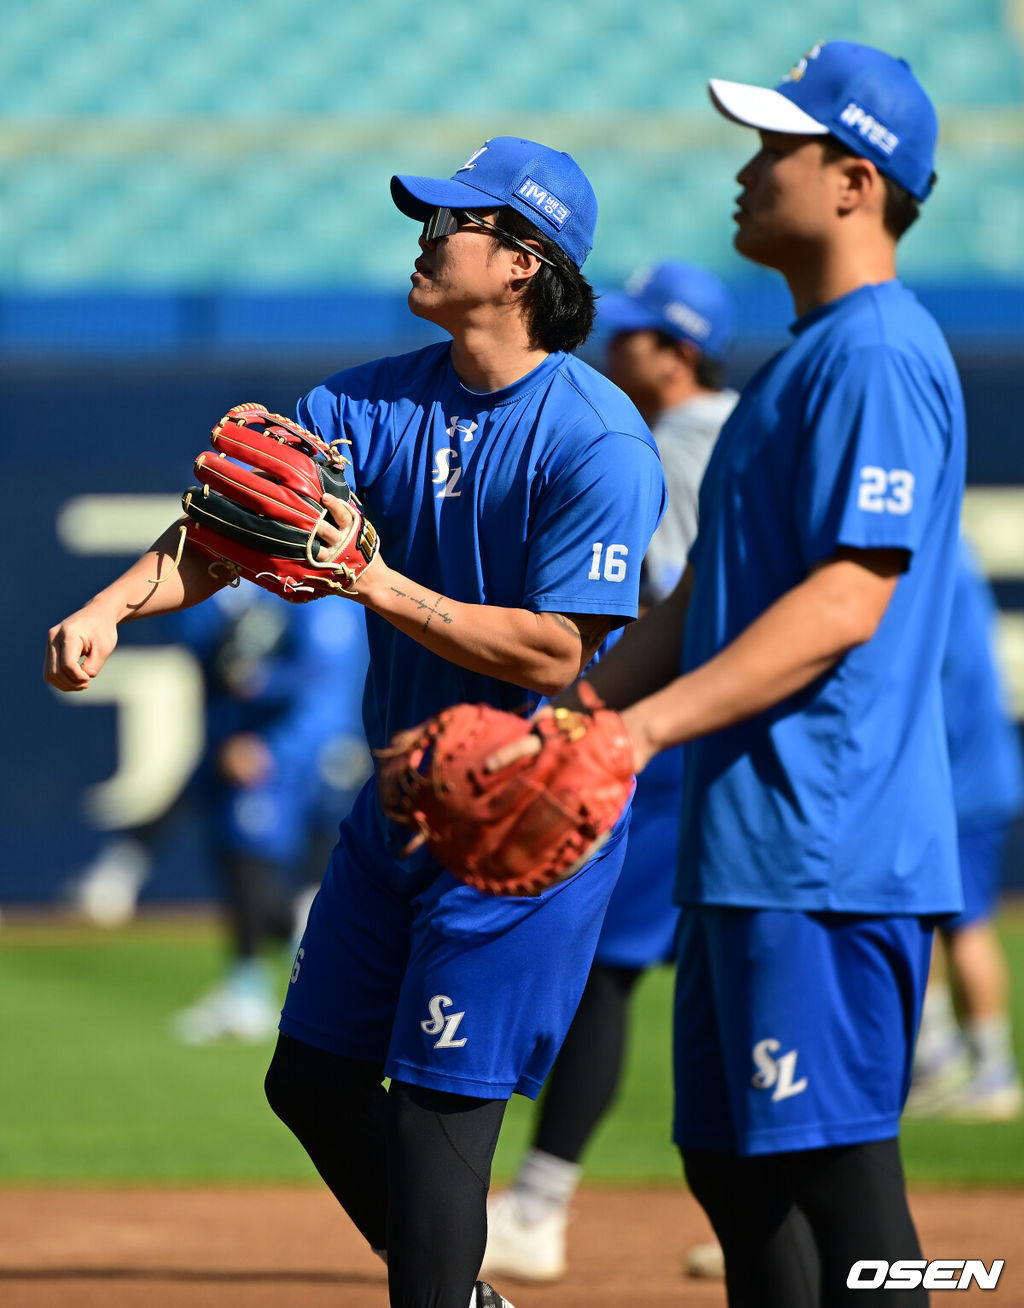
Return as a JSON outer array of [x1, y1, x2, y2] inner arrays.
[[942, 1063, 1024, 1122], [474, 1283, 516, 1308], [170, 984, 279, 1045], [903, 1046, 972, 1117], [480, 1192, 567, 1283], [683, 1239, 725, 1279], [67, 837, 150, 927]]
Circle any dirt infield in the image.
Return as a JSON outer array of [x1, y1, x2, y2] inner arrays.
[[0, 1186, 1019, 1305]]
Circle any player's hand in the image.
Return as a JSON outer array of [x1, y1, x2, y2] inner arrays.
[[487, 697, 655, 775], [217, 733, 275, 787], [44, 602, 120, 692], [485, 707, 550, 773], [315, 493, 386, 598]]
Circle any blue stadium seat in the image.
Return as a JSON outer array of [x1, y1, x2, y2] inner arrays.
[[0, 0, 1020, 288]]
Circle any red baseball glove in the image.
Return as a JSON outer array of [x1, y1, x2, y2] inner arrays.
[[377, 686, 635, 896], [181, 402, 379, 602]]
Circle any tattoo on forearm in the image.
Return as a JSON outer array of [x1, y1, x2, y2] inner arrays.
[[551, 612, 581, 640], [389, 584, 453, 631]]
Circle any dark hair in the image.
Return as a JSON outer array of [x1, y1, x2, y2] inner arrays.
[[653, 329, 726, 390], [821, 136, 934, 240], [486, 206, 597, 353]]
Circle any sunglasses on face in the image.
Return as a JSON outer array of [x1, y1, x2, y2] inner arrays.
[[420, 208, 557, 268]]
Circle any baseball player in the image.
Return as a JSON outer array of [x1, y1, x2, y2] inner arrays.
[[44, 136, 666, 1308], [908, 535, 1024, 1119], [171, 587, 371, 1044], [484, 259, 738, 1282], [494, 42, 965, 1306]]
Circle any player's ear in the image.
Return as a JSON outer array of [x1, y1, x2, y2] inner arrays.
[[507, 242, 546, 290], [673, 338, 702, 372], [834, 155, 881, 219]]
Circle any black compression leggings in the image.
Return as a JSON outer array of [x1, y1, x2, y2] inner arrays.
[[683, 1138, 927, 1307], [533, 962, 643, 1162], [265, 1034, 507, 1308]]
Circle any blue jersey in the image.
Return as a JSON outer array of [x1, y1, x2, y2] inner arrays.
[[943, 538, 1024, 832], [300, 342, 666, 752], [678, 281, 966, 915], [283, 344, 665, 1096]]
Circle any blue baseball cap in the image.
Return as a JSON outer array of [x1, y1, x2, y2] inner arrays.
[[391, 136, 598, 268], [709, 41, 937, 201], [599, 260, 735, 361]]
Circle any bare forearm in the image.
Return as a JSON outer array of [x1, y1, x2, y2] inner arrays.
[[559, 565, 694, 711], [46, 522, 226, 692], [94, 523, 225, 623], [356, 563, 583, 697], [621, 559, 897, 767]]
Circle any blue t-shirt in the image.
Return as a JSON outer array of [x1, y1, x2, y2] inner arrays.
[[300, 342, 666, 751], [943, 538, 1024, 832], [677, 281, 966, 914]]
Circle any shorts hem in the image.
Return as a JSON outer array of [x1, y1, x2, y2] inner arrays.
[[277, 1015, 387, 1064], [386, 1058, 535, 1100], [674, 1113, 901, 1157]]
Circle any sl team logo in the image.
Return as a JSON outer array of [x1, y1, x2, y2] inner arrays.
[[784, 40, 825, 84], [750, 1037, 808, 1101], [433, 416, 478, 499], [847, 1259, 1004, 1291], [421, 994, 468, 1048]]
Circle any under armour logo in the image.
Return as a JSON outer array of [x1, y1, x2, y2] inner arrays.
[[446, 416, 477, 442], [421, 994, 468, 1048]]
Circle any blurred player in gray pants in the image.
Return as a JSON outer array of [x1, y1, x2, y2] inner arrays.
[[484, 260, 738, 1283]]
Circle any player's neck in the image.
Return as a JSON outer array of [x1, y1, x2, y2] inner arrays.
[[656, 370, 710, 415], [449, 323, 550, 394], [783, 237, 898, 319]]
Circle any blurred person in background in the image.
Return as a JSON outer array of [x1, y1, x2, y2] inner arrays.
[[907, 536, 1024, 1119], [170, 587, 371, 1043], [484, 259, 738, 1283], [70, 587, 371, 1044]]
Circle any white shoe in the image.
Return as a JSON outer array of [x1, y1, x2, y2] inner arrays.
[[683, 1239, 725, 1279], [904, 1046, 971, 1117], [481, 1192, 567, 1283], [942, 1063, 1024, 1122], [170, 985, 279, 1045], [68, 837, 150, 927]]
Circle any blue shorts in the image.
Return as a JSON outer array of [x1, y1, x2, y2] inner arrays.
[[672, 906, 935, 1156], [280, 777, 630, 1100], [945, 822, 1010, 931], [594, 746, 682, 969]]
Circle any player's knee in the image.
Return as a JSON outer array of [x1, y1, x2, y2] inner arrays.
[[264, 1033, 377, 1133], [264, 1035, 303, 1129]]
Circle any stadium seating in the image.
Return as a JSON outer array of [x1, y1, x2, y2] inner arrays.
[[0, 0, 1021, 289]]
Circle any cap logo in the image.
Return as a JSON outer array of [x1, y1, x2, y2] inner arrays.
[[838, 102, 899, 156], [785, 40, 825, 84], [664, 301, 712, 342], [457, 142, 490, 173], [517, 178, 571, 229]]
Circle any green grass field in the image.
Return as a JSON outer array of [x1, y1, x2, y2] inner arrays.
[[2, 907, 1023, 1187]]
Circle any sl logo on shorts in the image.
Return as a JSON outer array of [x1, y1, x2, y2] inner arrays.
[[750, 1037, 808, 1101], [421, 994, 468, 1048]]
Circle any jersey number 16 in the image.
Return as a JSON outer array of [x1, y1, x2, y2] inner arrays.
[[589, 542, 628, 582]]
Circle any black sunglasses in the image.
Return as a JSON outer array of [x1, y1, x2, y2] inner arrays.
[[421, 207, 557, 268]]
